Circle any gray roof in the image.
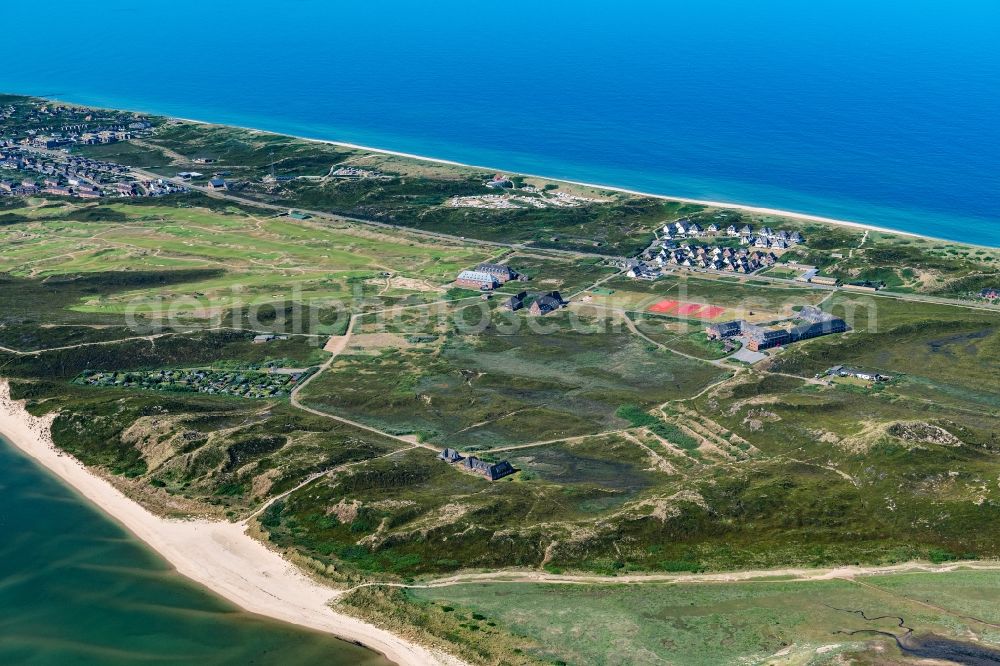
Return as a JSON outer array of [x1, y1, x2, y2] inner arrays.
[[461, 456, 516, 480], [475, 262, 515, 278], [531, 291, 563, 314], [709, 320, 744, 336], [438, 448, 463, 462], [457, 270, 496, 283]]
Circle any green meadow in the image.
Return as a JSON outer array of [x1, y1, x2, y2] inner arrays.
[[393, 569, 1000, 665]]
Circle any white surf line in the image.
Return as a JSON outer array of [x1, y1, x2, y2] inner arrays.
[[24, 93, 999, 249]]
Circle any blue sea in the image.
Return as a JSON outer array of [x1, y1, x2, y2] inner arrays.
[[2, 0, 998, 246], [0, 436, 389, 665]]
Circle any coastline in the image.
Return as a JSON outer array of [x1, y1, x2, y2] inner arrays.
[[0, 380, 463, 666], [174, 117, 949, 245], [22, 93, 998, 250]]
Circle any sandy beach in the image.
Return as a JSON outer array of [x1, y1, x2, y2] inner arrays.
[[167, 117, 968, 246], [0, 380, 463, 666], [30, 94, 981, 248]]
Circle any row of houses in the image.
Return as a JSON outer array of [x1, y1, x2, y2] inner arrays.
[[745, 234, 797, 250], [4, 100, 151, 145], [662, 219, 804, 245], [8, 126, 142, 151], [0, 146, 131, 180], [706, 306, 848, 351], [653, 245, 779, 273], [1, 100, 151, 143], [626, 264, 662, 280], [0, 146, 144, 200], [496, 290, 565, 315], [1, 172, 182, 200], [77, 129, 133, 145], [438, 449, 516, 481]]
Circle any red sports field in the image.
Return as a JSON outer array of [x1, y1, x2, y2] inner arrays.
[[696, 305, 726, 318], [648, 300, 726, 319], [648, 299, 679, 313]]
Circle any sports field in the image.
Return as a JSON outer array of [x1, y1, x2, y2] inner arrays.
[[648, 299, 727, 319]]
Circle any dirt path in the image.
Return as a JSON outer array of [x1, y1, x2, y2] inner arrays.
[[567, 269, 624, 299], [130, 138, 189, 164], [288, 315, 433, 451], [128, 166, 623, 262], [0, 332, 174, 356], [0, 326, 326, 357], [614, 307, 730, 368], [849, 229, 870, 258], [334, 560, 1000, 597], [477, 429, 629, 454], [245, 443, 419, 522]]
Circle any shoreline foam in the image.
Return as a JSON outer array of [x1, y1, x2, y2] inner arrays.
[[175, 117, 954, 244], [16, 92, 999, 250], [0, 380, 463, 666]]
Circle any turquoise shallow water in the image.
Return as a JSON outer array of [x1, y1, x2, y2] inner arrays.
[[0, 436, 389, 666], [1, 1, 997, 245]]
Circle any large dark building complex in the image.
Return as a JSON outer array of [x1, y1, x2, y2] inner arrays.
[[706, 306, 847, 352]]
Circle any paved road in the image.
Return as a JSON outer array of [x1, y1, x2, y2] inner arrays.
[[26, 144, 1000, 314], [128, 167, 626, 262]]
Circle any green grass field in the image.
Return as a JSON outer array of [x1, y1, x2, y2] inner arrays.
[[0, 201, 490, 323], [300, 305, 728, 448], [398, 569, 1000, 665]]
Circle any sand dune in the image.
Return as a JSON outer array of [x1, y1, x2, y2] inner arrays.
[[0, 380, 463, 666]]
